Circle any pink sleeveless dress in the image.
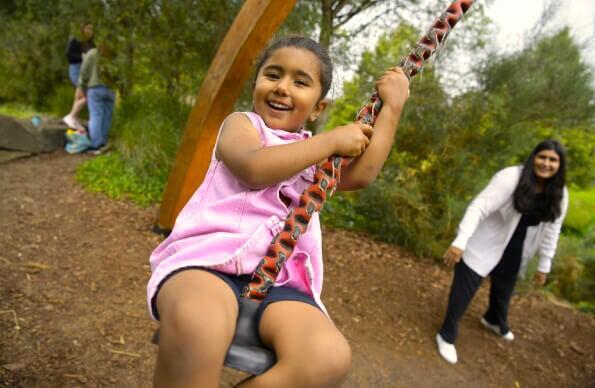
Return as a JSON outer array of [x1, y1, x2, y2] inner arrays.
[[147, 112, 327, 319]]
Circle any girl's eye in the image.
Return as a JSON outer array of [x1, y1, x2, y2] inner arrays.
[[295, 79, 308, 86], [265, 73, 279, 79]]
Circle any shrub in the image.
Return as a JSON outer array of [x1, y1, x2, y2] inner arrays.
[[44, 84, 88, 120], [76, 90, 190, 206], [564, 188, 595, 235], [550, 227, 595, 307], [76, 152, 164, 206]]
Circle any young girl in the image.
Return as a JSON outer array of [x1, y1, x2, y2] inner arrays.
[[63, 21, 95, 133], [148, 37, 409, 387], [436, 140, 568, 364]]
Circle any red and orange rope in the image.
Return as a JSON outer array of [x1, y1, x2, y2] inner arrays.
[[242, 0, 475, 300]]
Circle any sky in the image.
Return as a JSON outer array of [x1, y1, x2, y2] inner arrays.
[[489, 0, 594, 68], [335, 0, 595, 95]]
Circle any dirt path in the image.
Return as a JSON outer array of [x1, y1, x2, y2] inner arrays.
[[1, 151, 593, 387]]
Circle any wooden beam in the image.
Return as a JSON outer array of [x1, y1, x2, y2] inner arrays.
[[157, 0, 297, 230]]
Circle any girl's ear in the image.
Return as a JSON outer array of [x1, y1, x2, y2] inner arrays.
[[308, 99, 329, 122]]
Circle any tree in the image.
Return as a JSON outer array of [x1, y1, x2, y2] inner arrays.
[[474, 28, 595, 186], [323, 23, 594, 256]]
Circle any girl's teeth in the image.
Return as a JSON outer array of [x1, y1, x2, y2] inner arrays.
[[269, 102, 290, 110]]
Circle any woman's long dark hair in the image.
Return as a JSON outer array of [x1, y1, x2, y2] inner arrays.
[[513, 140, 566, 222]]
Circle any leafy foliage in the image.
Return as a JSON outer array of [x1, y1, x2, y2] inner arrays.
[[324, 27, 594, 259], [321, 25, 594, 309], [76, 151, 164, 206]]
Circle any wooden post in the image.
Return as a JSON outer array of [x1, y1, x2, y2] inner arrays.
[[157, 0, 297, 231]]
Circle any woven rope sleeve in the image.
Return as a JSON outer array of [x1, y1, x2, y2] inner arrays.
[[242, 0, 475, 300]]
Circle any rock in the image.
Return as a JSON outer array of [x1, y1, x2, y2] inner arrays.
[[0, 114, 67, 153]]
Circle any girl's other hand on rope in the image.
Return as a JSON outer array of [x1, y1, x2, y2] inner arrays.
[[376, 67, 410, 114], [326, 123, 373, 157], [443, 245, 464, 267]]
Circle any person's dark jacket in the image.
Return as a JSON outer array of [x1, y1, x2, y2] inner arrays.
[[65, 37, 95, 64]]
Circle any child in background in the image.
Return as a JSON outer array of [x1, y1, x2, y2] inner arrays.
[[63, 22, 95, 133], [148, 36, 409, 387]]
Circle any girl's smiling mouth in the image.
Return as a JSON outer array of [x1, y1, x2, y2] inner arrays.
[[267, 100, 292, 111]]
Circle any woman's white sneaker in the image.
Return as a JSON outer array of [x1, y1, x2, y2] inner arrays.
[[436, 333, 458, 364], [480, 317, 514, 341]]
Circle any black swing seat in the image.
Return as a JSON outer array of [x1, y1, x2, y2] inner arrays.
[[151, 298, 276, 376]]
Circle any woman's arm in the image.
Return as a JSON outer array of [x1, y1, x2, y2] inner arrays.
[[216, 113, 372, 189], [451, 167, 520, 251], [78, 48, 96, 90], [536, 187, 569, 274], [444, 170, 519, 265], [338, 67, 410, 190]]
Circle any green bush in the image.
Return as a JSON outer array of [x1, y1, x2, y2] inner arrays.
[[565, 188, 595, 234], [76, 151, 164, 206], [112, 90, 189, 177], [75, 90, 190, 206], [44, 84, 89, 120], [0, 102, 42, 119], [548, 226, 595, 309]]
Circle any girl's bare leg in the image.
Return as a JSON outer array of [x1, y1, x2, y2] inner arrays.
[[238, 301, 352, 388], [154, 270, 239, 388], [64, 88, 87, 131], [70, 88, 87, 118]]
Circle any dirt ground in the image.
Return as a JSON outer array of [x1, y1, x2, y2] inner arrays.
[[1, 151, 594, 387]]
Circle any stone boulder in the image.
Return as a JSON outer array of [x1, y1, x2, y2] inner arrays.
[[0, 114, 68, 153]]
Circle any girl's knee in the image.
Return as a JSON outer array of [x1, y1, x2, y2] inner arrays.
[[154, 300, 232, 385], [299, 333, 352, 385], [156, 271, 238, 344], [163, 305, 227, 351]]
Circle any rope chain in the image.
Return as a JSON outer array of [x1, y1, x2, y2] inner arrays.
[[241, 0, 475, 300]]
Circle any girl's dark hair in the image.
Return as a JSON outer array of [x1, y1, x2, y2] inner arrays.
[[255, 36, 333, 100], [79, 21, 94, 51], [513, 139, 567, 222], [80, 21, 93, 30]]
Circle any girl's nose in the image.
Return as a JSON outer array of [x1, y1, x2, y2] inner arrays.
[[274, 78, 289, 95]]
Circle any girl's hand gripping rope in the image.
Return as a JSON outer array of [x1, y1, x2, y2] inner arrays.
[[325, 123, 374, 157], [376, 67, 410, 115]]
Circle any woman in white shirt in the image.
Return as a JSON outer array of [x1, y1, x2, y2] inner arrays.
[[435, 140, 568, 364]]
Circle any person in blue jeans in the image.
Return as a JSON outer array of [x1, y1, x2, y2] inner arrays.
[[78, 44, 115, 152]]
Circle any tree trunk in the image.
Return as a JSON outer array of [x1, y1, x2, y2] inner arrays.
[[319, 0, 334, 48]]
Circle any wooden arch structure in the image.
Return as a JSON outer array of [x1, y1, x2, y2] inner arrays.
[[157, 0, 298, 231]]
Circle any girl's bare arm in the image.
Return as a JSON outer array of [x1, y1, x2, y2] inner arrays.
[[217, 113, 371, 189], [338, 68, 410, 191]]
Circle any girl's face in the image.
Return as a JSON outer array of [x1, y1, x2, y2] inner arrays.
[[82, 24, 94, 40], [253, 47, 326, 132], [533, 149, 560, 180]]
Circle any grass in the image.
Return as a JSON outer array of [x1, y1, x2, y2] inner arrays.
[[76, 151, 165, 206], [0, 103, 45, 119], [565, 188, 595, 234]]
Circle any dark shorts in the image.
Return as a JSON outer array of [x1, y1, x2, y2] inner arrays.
[[151, 267, 320, 331]]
